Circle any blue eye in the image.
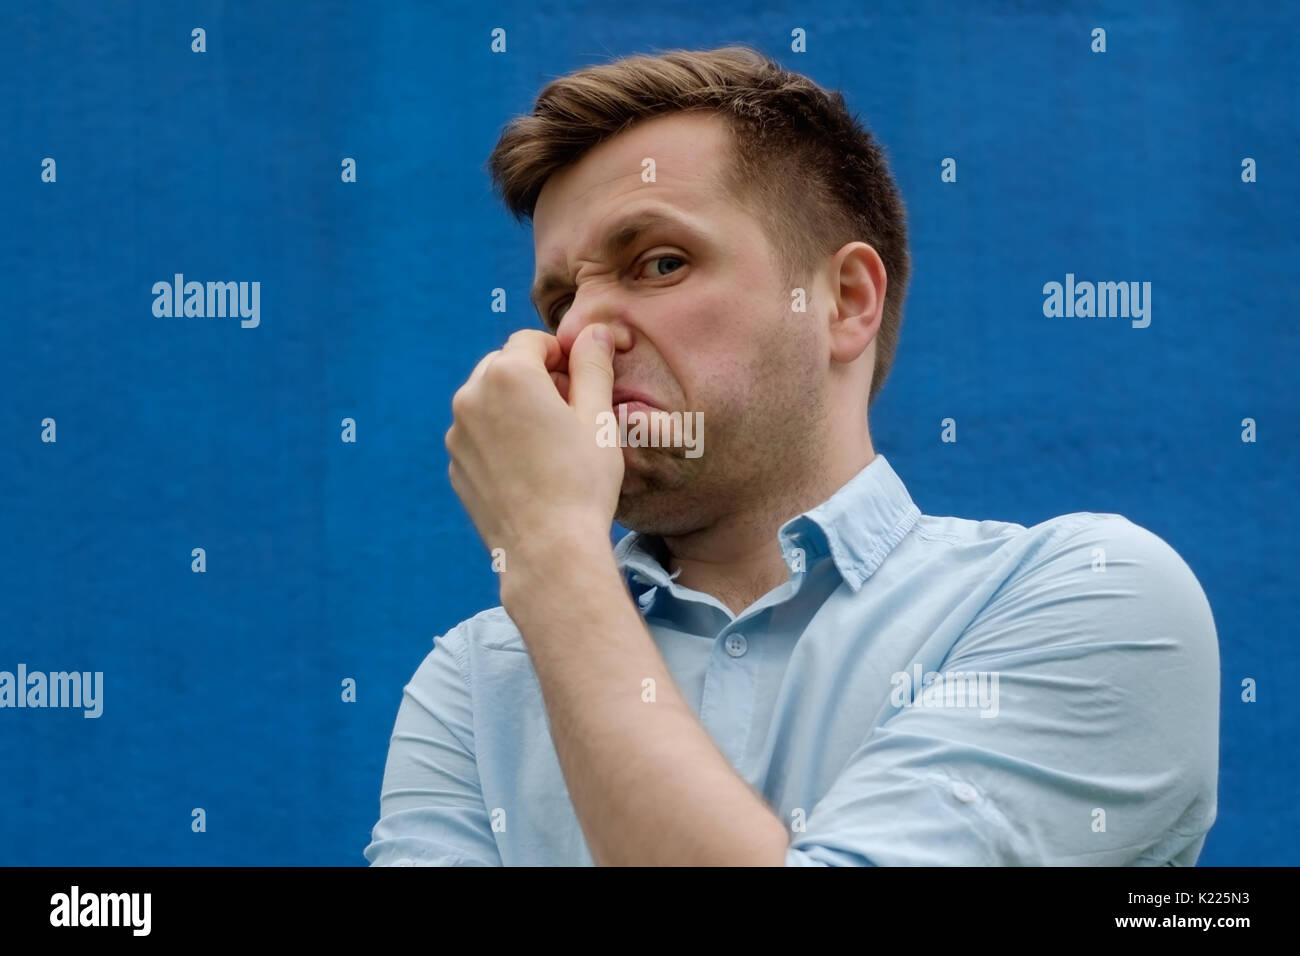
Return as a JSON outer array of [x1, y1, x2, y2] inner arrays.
[[643, 255, 684, 277]]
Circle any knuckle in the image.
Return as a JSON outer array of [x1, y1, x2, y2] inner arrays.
[[484, 355, 524, 385], [505, 329, 539, 349]]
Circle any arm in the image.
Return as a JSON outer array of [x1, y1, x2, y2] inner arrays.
[[501, 530, 790, 867], [785, 516, 1220, 866], [364, 626, 502, 866], [444, 324, 788, 865]]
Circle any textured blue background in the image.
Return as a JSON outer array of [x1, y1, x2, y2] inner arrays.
[[1, 0, 1295, 865]]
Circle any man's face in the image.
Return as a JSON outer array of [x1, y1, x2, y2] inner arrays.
[[531, 111, 828, 536]]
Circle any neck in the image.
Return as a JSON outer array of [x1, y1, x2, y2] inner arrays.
[[660, 433, 876, 616]]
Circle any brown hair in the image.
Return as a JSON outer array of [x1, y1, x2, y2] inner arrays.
[[485, 44, 911, 407]]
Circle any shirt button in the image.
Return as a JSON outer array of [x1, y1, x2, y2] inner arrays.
[[724, 634, 748, 658], [952, 782, 978, 803]]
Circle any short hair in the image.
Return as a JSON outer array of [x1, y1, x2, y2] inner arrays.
[[485, 44, 911, 408]]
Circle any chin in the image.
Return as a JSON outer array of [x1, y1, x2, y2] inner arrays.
[[615, 501, 704, 538], [614, 452, 707, 536]]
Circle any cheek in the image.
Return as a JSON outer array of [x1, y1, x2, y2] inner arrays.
[[659, 299, 735, 396], [647, 280, 792, 406]]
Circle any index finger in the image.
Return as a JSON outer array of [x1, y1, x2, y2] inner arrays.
[[501, 329, 565, 372]]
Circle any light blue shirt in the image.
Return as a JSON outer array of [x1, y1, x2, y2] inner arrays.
[[364, 453, 1219, 866]]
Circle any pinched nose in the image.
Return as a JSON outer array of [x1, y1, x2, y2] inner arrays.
[[557, 319, 635, 356]]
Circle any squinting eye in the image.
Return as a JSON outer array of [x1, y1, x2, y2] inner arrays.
[[547, 256, 684, 327], [547, 297, 571, 328]]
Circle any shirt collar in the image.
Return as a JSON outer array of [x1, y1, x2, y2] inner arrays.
[[612, 453, 921, 593]]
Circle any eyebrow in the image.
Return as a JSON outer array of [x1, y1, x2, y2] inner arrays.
[[529, 210, 703, 319]]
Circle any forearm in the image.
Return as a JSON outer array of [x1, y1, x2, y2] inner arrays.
[[500, 531, 790, 866]]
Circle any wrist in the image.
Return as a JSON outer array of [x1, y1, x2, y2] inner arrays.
[[497, 524, 619, 613]]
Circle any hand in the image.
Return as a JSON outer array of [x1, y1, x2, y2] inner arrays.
[[444, 324, 623, 562]]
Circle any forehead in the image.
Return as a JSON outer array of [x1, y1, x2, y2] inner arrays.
[[531, 112, 738, 266]]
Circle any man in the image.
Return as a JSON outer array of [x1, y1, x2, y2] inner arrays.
[[364, 46, 1218, 866]]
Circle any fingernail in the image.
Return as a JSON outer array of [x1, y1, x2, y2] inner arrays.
[[592, 325, 613, 353]]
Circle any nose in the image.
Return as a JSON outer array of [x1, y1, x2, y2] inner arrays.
[[554, 293, 634, 356]]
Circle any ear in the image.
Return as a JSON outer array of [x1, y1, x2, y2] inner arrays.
[[825, 242, 886, 366]]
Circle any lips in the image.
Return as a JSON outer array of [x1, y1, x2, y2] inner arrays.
[[611, 387, 661, 410]]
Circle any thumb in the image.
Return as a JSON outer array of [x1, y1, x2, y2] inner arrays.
[[567, 324, 615, 425]]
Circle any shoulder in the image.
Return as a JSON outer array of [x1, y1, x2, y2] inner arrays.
[[917, 509, 1211, 597], [420, 606, 527, 695], [1020, 512, 1214, 609], [952, 510, 1220, 672], [916, 509, 1220, 675], [433, 605, 523, 653]]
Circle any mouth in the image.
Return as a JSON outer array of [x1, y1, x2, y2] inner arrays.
[[611, 388, 662, 413]]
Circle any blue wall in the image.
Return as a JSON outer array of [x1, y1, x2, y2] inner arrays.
[[1, 0, 1295, 865]]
